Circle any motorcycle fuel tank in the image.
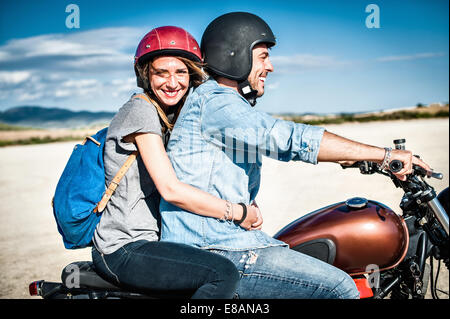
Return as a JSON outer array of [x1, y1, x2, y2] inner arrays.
[[274, 198, 409, 276]]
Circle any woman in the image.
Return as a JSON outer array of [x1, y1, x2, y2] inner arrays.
[[91, 26, 262, 299]]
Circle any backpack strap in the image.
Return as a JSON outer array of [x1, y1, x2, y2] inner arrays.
[[94, 93, 155, 213], [95, 151, 138, 213], [133, 93, 157, 106], [82, 136, 101, 146]]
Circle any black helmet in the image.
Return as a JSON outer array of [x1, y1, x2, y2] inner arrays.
[[201, 12, 276, 105]]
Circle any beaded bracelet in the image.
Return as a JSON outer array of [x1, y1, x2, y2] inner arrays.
[[378, 147, 392, 171], [222, 201, 232, 221]]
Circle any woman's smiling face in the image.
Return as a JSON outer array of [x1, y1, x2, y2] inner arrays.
[[149, 56, 190, 110]]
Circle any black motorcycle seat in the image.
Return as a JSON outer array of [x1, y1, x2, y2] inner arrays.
[[60, 261, 195, 298], [61, 261, 120, 290]]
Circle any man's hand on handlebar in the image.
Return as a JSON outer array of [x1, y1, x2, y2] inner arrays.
[[389, 149, 431, 181]]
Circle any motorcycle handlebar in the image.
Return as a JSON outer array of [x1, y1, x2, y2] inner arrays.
[[340, 155, 448, 236], [389, 160, 443, 180], [340, 160, 443, 180], [340, 139, 443, 180], [388, 160, 403, 173]]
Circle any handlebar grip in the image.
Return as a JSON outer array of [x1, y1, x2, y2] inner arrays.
[[389, 160, 403, 173], [429, 171, 443, 180], [389, 160, 443, 180]]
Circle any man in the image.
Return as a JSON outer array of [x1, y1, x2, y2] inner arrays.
[[159, 12, 430, 298]]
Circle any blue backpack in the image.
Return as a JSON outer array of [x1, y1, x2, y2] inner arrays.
[[52, 94, 150, 249]]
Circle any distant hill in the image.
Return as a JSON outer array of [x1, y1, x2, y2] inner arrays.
[[280, 103, 449, 125], [0, 106, 115, 128]]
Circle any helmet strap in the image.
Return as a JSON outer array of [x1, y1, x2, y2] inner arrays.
[[238, 80, 258, 107]]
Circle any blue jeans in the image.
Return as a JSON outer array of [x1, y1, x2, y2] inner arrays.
[[209, 246, 360, 299], [91, 240, 239, 299]]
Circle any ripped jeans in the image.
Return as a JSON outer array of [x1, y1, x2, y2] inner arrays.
[[209, 246, 360, 299]]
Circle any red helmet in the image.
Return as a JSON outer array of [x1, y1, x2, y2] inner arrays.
[[134, 26, 202, 89]]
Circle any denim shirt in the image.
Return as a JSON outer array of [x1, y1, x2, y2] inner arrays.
[[160, 79, 325, 251]]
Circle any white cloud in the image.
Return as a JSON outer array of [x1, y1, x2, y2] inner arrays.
[[17, 91, 44, 101], [266, 82, 280, 90], [376, 52, 446, 62], [1, 27, 140, 60], [270, 51, 447, 74], [53, 89, 72, 98], [0, 71, 32, 84], [0, 51, 11, 61], [110, 78, 137, 97], [62, 79, 99, 88], [0, 27, 143, 110]]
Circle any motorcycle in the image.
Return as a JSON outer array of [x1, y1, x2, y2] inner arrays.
[[274, 138, 449, 299], [29, 139, 449, 299]]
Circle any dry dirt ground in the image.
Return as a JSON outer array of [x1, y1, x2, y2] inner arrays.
[[0, 118, 448, 299], [0, 126, 104, 143]]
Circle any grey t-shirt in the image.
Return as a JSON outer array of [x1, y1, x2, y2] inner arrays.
[[93, 94, 166, 255]]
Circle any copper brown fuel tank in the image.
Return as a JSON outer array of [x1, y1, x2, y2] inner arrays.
[[273, 197, 409, 276]]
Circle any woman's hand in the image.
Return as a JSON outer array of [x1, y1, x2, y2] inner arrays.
[[250, 201, 263, 230], [234, 202, 263, 231]]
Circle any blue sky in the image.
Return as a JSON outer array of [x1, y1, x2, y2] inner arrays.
[[0, 0, 448, 114]]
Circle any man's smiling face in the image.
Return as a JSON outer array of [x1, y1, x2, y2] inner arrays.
[[247, 43, 274, 97]]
